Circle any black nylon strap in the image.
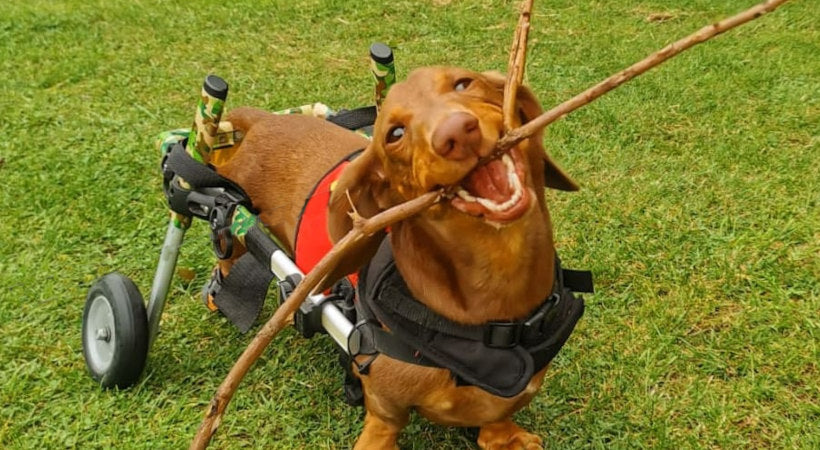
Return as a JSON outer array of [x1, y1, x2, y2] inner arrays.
[[365, 279, 535, 397], [213, 251, 274, 333], [562, 269, 594, 293], [373, 267, 483, 342], [245, 225, 279, 266], [363, 239, 584, 349], [531, 289, 585, 370], [165, 144, 231, 189], [164, 143, 255, 210], [352, 237, 590, 397], [349, 321, 435, 367], [327, 106, 377, 131]]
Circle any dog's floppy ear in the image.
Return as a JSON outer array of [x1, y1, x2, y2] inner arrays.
[[542, 155, 579, 192], [320, 148, 388, 290], [482, 71, 579, 192]]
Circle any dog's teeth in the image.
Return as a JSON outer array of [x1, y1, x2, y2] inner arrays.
[[502, 154, 515, 171], [476, 197, 499, 211], [502, 153, 521, 193], [459, 154, 524, 213], [457, 189, 477, 202]]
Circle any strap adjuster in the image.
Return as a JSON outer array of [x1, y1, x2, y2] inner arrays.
[[521, 293, 561, 343], [347, 322, 378, 374], [484, 322, 522, 349]]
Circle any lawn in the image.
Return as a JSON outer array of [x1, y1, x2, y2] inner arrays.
[[1, 0, 817, 448]]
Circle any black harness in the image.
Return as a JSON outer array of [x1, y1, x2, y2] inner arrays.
[[346, 238, 593, 398]]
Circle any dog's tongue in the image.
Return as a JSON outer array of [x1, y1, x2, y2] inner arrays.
[[463, 158, 512, 202]]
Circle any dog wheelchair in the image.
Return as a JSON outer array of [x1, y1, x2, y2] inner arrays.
[[81, 44, 397, 398], [82, 42, 591, 405]]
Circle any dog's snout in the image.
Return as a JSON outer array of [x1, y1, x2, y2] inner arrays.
[[432, 112, 481, 161]]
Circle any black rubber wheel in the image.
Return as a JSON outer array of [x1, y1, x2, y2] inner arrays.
[[82, 272, 149, 389]]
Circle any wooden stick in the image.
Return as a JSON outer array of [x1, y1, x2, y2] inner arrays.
[[190, 190, 442, 450], [490, 0, 792, 161], [503, 0, 534, 132]]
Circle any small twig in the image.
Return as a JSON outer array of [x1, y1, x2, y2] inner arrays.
[[190, 190, 442, 450], [345, 189, 360, 218], [488, 0, 792, 164], [503, 0, 534, 132]]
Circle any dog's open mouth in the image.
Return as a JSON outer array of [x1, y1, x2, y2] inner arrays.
[[451, 149, 531, 223]]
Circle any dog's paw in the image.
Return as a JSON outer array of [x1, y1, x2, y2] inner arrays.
[[477, 421, 543, 450]]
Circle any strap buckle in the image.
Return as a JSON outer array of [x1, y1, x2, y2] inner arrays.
[[483, 293, 562, 349], [521, 293, 561, 343], [347, 321, 380, 374], [348, 320, 379, 357], [484, 322, 522, 349]]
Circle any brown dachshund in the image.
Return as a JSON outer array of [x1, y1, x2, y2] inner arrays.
[[215, 67, 579, 449]]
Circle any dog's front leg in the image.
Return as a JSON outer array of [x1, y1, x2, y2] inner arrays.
[[354, 409, 408, 450], [477, 420, 543, 450]]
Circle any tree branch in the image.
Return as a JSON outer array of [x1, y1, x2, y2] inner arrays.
[[190, 190, 442, 450], [503, 0, 535, 132], [490, 0, 792, 162]]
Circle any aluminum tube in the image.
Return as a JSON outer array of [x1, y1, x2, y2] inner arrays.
[[267, 250, 354, 355], [146, 220, 186, 350], [321, 303, 354, 354], [270, 250, 301, 281]]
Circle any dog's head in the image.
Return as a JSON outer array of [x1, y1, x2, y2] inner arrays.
[[325, 67, 577, 280]]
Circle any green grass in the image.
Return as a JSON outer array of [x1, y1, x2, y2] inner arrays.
[[1, 0, 817, 448]]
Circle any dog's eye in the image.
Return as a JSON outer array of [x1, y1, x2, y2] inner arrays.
[[386, 125, 405, 144], [454, 78, 473, 92]]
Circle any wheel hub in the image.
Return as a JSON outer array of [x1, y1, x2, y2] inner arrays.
[[95, 327, 111, 342], [85, 295, 116, 373]]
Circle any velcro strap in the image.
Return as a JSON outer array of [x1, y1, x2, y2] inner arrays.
[[327, 106, 377, 131], [165, 143, 230, 188], [562, 269, 594, 293], [213, 252, 274, 333], [165, 144, 254, 208]]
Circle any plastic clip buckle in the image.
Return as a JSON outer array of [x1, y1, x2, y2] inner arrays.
[[521, 293, 561, 343], [484, 322, 522, 349]]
